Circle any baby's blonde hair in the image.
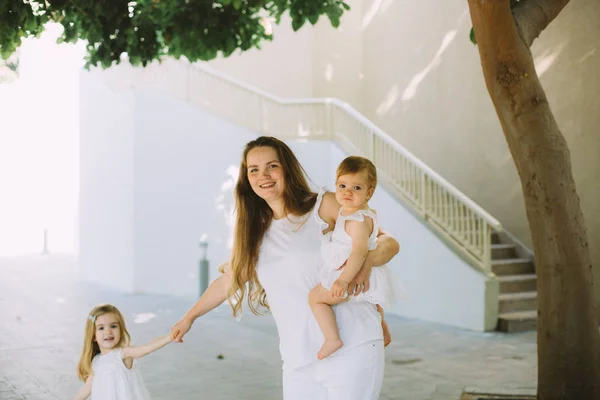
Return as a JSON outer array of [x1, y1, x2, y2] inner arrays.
[[336, 156, 378, 188], [76, 304, 130, 381]]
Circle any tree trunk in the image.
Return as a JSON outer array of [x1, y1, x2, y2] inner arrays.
[[467, 1, 600, 399]]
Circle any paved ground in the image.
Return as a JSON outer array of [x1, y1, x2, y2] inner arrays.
[[0, 255, 537, 400]]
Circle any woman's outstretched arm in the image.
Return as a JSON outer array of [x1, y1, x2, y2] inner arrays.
[[171, 269, 233, 342]]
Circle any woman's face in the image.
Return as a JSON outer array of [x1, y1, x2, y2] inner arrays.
[[246, 146, 285, 204]]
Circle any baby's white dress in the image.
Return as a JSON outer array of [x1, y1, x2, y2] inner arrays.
[[91, 348, 151, 400], [319, 208, 402, 308]]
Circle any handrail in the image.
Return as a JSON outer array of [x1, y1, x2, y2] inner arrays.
[[92, 58, 502, 273], [188, 64, 500, 228], [328, 99, 500, 226]]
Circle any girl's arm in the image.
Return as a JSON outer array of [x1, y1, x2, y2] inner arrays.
[[171, 268, 235, 342], [331, 218, 371, 296], [72, 376, 92, 400], [121, 333, 172, 362]]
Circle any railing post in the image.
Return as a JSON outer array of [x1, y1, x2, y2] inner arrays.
[[42, 229, 49, 255], [421, 173, 429, 218], [483, 223, 492, 272], [186, 62, 191, 102], [369, 131, 375, 160], [326, 100, 334, 140], [258, 96, 264, 134]]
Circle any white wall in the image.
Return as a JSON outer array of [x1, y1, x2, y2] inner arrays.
[[185, 0, 600, 310], [78, 72, 135, 292], [206, 14, 314, 98], [79, 73, 494, 330], [312, 0, 364, 109], [132, 89, 255, 296]]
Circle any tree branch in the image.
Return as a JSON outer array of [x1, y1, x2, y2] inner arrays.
[[512, 0, 571, 47]]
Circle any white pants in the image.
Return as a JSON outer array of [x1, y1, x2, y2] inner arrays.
[[282, 340, 384, 400]]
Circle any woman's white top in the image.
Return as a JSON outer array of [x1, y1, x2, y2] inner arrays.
[[91, 348, 151, 400], [256, 189, 382, 369], [320, 208, 403, 308]]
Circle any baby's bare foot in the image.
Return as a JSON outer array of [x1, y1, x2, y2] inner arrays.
[[317, 339, 343, 360]]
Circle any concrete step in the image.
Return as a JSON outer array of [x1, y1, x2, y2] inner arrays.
[[492, 243, 517, 259], [492, 231, 501, 244], [491, 258, 534, 275], [497, 310, 537, 333], [498, 274, 537, 294], [498, 291, 537, 313]]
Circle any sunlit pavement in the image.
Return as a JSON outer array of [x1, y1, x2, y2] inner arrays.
[[0, 255, 537, 400]]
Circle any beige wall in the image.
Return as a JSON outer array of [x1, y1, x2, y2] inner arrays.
[[207, 14, 314, 98], [207, 1, 600, 308], [312, 0, 364, 109], [359, 0, 600, 308]]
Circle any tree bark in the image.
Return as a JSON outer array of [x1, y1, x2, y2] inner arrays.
[[512, 0, 571, 47], [467, 1, 600, 399]]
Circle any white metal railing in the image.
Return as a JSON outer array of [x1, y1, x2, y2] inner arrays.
[[93, 59, 502, 273]]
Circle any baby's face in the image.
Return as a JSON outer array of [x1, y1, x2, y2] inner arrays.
[[335, 171, 373, 210], [94, 313, 122, 353]]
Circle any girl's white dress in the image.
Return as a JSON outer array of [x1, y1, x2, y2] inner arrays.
[[91, 348, 151, 400], [320, 208, 402, 308]]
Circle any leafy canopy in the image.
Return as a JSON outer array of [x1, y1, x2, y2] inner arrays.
[[1, 0, 349, 68]]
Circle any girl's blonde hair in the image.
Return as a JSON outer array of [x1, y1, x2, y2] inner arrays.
[[76, 304, 131, 381], [228, 136, 317, 318]]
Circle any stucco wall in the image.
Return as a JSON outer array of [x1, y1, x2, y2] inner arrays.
[[358, 0, 600, 309]]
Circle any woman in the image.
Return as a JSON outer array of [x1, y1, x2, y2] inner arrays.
[[171, 136, 399, 400]]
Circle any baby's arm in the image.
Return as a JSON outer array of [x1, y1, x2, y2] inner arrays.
[[72, 376, 92, 400], [121, 333, 173, 363], [332, 218, 371, 296]]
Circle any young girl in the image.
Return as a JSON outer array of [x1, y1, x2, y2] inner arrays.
[[309, 156, 401, 360], [73, 304, 173, 400]]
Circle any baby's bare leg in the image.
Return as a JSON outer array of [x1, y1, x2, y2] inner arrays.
[[309, 284, 348, 359], [376, 304, 392, 347]]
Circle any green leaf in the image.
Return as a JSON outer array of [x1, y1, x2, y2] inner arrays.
[[469, 27, 477, 45], [328, 14, 340, 28], [291, 17, 305, 31], [0, 0, 350, 68]]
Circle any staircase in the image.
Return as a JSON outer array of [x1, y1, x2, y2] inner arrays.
[[492, 231, 537, 332], [93, 58, 538, 333]]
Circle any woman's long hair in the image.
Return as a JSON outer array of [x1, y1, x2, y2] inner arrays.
[[76, 304, 131, 381], [228, 136, 317, 317]]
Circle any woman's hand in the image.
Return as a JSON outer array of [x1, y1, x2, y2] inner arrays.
[[169, 272, 233, 342], [348, 264, 373, 296], [171, 318, 193, 343]]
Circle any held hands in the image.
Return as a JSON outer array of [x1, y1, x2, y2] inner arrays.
[[170, 318, 193, 343], [331, 279, 349, 298]]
